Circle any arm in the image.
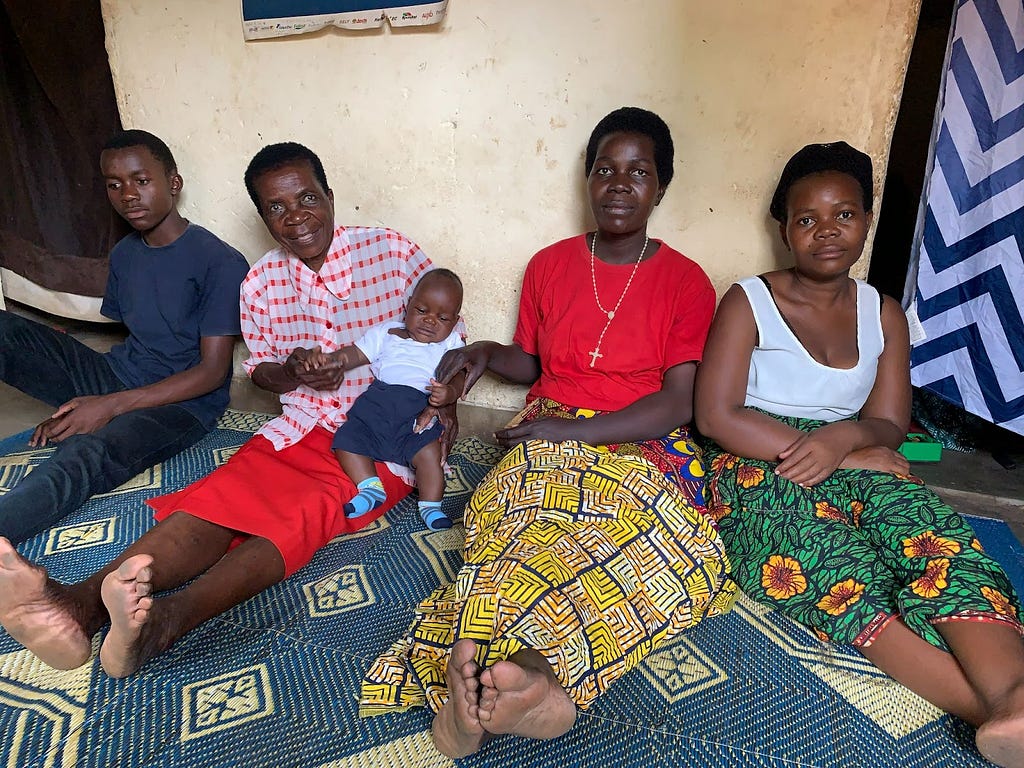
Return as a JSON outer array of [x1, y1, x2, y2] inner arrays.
[[435, 249, 543, 396], [32, 335, 236, 445], [240, 266, 369, 395], [773, 295, 910, 484], [250, 344, 371, 395], [494, 361, 699, 447], [436, 341, 541, 397], [696, 286, 912, 485], [694, 284, 807, 460], [838, 296, 911, 471]]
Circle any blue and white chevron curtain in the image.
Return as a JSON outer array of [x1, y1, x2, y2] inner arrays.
[[907, 0, 1024, 434]]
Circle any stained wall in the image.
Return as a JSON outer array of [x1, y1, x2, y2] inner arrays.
[[101, 0, 921, 408]]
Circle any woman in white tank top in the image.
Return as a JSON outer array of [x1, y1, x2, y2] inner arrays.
[[696, 142, 1024, 767]]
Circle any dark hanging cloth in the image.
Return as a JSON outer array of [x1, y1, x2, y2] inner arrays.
[[0, 0, 127, 298]]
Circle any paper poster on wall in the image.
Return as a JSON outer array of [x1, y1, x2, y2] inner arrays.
[[242, 1, 447, 39]]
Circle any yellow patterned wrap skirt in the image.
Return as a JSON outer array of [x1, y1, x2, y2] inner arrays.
[[360, 438, 736, 715]]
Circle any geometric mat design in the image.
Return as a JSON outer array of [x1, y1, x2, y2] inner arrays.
[[0, 409, 1006, 766]]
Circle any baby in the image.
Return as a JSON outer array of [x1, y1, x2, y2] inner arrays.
[[310, 269, 465, 530]]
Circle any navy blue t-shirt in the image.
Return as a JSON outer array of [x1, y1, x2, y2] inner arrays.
[[101, 224, 250, 430]]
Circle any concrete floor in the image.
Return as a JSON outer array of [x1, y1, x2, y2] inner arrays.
[[4, 300, 1024, 542]]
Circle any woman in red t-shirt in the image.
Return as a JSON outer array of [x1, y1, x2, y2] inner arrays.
[[361, 108, 736, 757]]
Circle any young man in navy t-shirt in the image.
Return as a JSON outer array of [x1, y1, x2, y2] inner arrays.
[[0, 130, 249, 544]]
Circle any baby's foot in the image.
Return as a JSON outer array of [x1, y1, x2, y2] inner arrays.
[[344, 477, 386, 518], [419, 501, 452, 531]]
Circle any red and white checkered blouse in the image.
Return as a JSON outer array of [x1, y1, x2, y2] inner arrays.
[[241, 225, 435, 452]]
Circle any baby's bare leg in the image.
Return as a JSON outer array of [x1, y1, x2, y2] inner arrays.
[[411, 442, 444, 502], [335, 449, 376, 484], [337, 450, 387, 518], [412, 442, 451, 530]]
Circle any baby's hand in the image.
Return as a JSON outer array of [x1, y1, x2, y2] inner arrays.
[[288, 346, 322, 372], [427, 378, 457, 407], [316, 349, 347, 370]]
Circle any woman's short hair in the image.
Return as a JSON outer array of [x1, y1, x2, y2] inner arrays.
[[244, 142, 331, 211], [584, 107, 674, 187], [769, 141, 873, 223]]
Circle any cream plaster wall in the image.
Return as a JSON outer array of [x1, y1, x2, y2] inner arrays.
[[100, 0, 921, 410]]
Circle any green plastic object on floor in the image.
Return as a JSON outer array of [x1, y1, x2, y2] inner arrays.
[[899, 432, 943, 462]]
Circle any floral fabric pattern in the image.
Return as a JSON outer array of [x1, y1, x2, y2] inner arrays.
[[702, 411, 1024, 650]]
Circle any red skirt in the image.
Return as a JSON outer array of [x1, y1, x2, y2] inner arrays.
[[147, 427, 412, 576]]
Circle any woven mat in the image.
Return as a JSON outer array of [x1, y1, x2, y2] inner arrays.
[[0, 411, 1007, 767]]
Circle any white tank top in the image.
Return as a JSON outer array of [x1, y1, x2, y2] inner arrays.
[[738, 276, 884, 422]]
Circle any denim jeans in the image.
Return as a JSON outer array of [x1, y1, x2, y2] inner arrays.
[[0, 311, 209, 544]]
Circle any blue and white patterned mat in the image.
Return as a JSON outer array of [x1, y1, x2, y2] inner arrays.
[[0, 411, 1008, 767]]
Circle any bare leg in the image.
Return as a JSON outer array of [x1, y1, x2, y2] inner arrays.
[[432, 639, 491, 757], [411, 442, 444, 502], [99, 534, 285, 677], [860, 617, 986, 725], [477, 648, 576, 740], [0, 514, 236, 669], [335, 449, 376, 484], [412, 442, 450, 530], [940, 621, 1024, 768]]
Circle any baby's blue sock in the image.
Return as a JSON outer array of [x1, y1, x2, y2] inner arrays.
[[418, 500, 451, 531], [344, 477, 386, 518]]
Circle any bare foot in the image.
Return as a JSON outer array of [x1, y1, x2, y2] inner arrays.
[[431, 639, 490, 757], [477, 649, 576, 740], [977, 685, 1024, 768], [99, 555, 171, 678], [0, 537, 93, 669]]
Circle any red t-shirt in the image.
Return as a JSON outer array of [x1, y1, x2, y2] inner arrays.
[[513, 234, 715, 411]]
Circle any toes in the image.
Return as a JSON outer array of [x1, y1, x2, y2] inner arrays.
[[450, 639, 477, 667], [115, 555, 154, 582], [479, 686, 498, 710]]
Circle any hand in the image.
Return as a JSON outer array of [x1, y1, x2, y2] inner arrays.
[[414, 405, 439, 435], [30, 415, 64, 447], [414, 402, 459, 462], [436, 342, 497, 398], [427, 378, 459, 407], [840, 446, 911, 476], [285, 346, 346, 391], [493, 416, 582, 448], [775, 424, 855, 487], [284, 346, 318, 378], [30, 394, 120, 446]]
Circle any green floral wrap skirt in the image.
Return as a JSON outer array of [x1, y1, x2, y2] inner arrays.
[[701, 413, 1023, 651]]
